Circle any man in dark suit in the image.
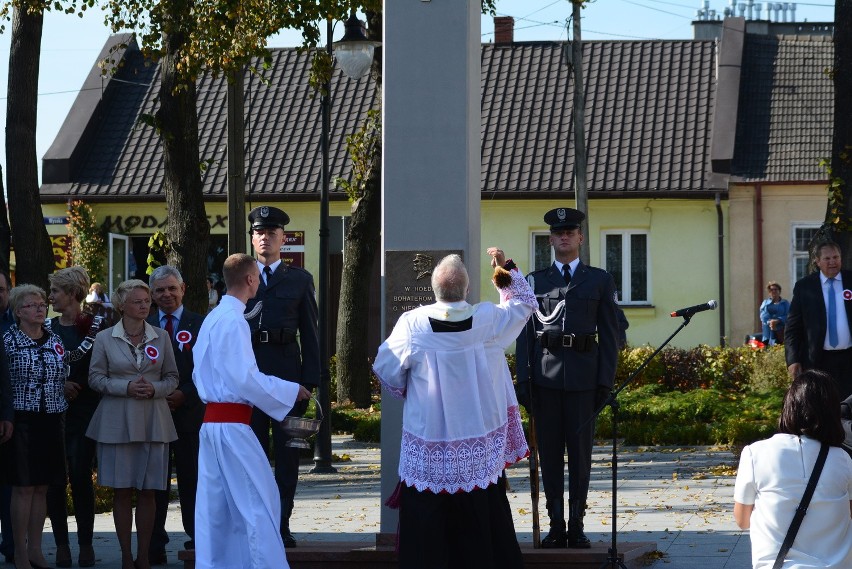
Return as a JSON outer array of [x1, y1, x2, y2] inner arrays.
[[147, 265, 205, 563], [246, 206, 320, 548], [785, 240, 852, 399], [516, 207, 619, 549]]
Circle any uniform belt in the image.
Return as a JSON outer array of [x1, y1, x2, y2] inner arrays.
[[203, 402, 253, 424], [537, 331, 597, 352], [251, 328, 297, 345]]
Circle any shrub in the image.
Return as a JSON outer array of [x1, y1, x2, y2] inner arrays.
[[329, 344, 789, 448], [749, 346, 791, 391]]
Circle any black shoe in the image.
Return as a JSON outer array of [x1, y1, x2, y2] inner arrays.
[[183, 541, 194, 551], [281, 530, 297, 549], [567, 522, 591, 549], [78, 544, 95, 568], [540, 528, 567, 548], [149, 550, 168, 566], [55, 544, 72, 568]]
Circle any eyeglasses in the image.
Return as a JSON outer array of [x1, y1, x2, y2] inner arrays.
[[20, 303, 48, 311], [127, 299, 152, 307]]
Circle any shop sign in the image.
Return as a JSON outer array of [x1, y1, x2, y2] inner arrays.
[[102, 214, 229, 233], [281, 231, 305, 268], [51, 236, 70, 270]]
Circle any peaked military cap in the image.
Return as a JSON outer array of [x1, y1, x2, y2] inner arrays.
[[248, 206, 290, 232], [544, 207, 585, 231]]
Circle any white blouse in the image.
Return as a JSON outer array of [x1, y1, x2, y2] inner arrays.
[[735, 433, 852, 568], [373, 269, 536, 494]]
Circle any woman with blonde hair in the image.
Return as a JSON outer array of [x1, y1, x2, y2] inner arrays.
[[85, 280, 178, 569], [45, 267, 106, 567], [0, 284, 68, 569]]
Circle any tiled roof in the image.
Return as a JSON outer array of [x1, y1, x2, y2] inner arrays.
[[481, 40, 718, 197], [731, 35, 833, 182], [42, 38, 719, 201], [42, 44, 378, 201]]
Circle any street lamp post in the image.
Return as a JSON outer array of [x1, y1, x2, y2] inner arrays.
[[312, 11, 379, 474]]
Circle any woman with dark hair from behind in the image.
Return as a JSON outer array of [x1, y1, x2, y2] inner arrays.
[[734, 369, 852, 568]]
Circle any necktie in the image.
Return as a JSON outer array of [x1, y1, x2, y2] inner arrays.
[[829, 277, 839, 348], [562, 264, 572, 286], [164, 314, 174, 340], [264, 266, 273, 285]]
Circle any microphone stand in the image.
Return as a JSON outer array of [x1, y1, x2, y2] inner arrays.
[[581, 314, 695, 569]]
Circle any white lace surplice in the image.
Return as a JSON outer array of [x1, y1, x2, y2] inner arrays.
[[374, 270, 536, 494]]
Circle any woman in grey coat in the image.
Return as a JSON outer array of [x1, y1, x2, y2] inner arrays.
[[86, 280, 178, 569]]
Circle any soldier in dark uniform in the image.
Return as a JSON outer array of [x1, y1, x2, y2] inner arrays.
[[147, 266, 205, 563], [245, 206, 320, 548], [515, 207, 619, 549]]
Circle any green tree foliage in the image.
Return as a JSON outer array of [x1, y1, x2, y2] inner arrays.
[[102, 0, 383, 84], [66, 200, 106, 284]]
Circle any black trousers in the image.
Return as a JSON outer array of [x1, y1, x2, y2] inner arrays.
[[46, 414, 97, 546], [815, 347, 852, 400], [398, 477, 523, 569], [533, 387, 596, 512], [0, 484, 11, 559], [151, 431, 201, 551]]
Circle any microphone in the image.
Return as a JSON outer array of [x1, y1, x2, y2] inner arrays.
[[670, 300, 718, 318]]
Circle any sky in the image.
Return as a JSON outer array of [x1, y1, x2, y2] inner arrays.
[[0, 0, 837, 184]]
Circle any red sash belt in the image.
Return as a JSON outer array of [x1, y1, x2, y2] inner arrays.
[[203, 402, 253, 424]]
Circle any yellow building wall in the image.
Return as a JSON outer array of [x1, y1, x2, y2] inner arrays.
[[480, 198, 726, 349], [728, 183, 826, 346], [41, 200, 354, 282], [44, 196, 729, 349]]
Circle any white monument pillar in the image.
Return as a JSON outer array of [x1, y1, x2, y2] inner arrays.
[[379, 0, 481, 535]]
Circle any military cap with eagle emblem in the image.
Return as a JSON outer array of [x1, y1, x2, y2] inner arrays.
[[544, 207, 585, 231], [248, 206, 290, 232]]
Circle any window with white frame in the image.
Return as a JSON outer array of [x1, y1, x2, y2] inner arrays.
[[791, 224, 820, 284], [601, 230, 649, 304]]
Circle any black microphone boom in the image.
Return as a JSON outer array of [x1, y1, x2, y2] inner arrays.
[[670, 300, 718, 318]]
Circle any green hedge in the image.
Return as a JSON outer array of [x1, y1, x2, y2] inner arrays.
[[333, 345, 791, 447]]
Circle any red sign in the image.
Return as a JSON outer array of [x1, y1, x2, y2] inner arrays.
[[280, 231, 305, 268]]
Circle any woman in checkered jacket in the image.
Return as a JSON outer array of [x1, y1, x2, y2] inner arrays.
[[0, 284, 68, 569]]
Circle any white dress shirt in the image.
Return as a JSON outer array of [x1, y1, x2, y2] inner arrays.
[[554, 257, 580, 279]]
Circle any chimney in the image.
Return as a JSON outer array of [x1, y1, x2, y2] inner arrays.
[[494, 16, 514, 43]]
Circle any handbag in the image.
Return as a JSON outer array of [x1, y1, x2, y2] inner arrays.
[[772, 442, 830, 569]]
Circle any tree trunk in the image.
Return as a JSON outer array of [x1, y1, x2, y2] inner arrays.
[[6, 6, 53, 288], [833, 0, 852, 262], [157, 5, 210, 314], [335, 10, 382, 408], [0, 167, 12, 275], [335, 167, 381, 407]]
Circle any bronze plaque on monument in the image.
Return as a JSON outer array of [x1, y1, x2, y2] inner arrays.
[[384, 250, 463, 333]]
